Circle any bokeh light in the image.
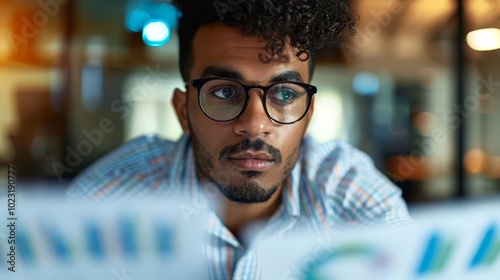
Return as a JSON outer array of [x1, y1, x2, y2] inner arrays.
[[125, 10, 150, 32], [464, 149, 486, 174], [142, 20, 171, 47], [353, 72, 380, 95], [466, 28, 500, 51]]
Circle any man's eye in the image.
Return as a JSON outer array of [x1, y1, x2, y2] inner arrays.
[[212, 87, 238, 99], [271, 88, 297, 103]]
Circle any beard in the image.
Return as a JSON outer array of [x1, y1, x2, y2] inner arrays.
[[215, 178, 279, 204], [190, 132, 281, 204]]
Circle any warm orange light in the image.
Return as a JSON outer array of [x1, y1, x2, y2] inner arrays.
[[486, 155, 500, 178], [464, 149, 486, 174], [413, 112, 436, 137]]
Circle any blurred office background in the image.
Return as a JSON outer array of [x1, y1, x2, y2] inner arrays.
[[0, 0, 499, 204]]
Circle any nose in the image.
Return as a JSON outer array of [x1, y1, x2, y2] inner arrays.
[[233, 90, 274, 137]]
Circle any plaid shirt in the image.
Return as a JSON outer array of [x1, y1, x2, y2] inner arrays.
[[67, 134, 413, 279]]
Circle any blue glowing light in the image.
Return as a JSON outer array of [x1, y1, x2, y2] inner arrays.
[[125, 2, 178, 47], [142, 19, 171, 47], [125, 10, 151, 32], [148, 3, 178, 30], [352, 72, 380, 96]]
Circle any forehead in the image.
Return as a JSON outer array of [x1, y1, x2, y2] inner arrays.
[[190, 23, 310, 83]]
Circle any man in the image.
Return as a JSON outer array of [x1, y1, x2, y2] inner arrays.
[[68, 0, 413, 278]]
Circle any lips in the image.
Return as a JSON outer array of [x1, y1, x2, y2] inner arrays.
[[227, 152, 275, 171]]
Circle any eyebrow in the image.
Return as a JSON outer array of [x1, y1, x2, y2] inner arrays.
[[200, 66, 304, 84], [269, 71, 304, 83], [200, 66, 244, 81]]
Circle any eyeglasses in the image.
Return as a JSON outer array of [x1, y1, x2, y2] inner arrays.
[[190, 77, 317, 124]]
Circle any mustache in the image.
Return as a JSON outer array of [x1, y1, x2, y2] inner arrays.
[[218, 139, 283, 164]]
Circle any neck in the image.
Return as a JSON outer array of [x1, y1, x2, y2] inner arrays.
[[221, 184, 283, 239], [198, 175, 284, 240]]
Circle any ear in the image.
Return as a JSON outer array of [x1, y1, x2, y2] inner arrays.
[[172, 87, 190, 134]]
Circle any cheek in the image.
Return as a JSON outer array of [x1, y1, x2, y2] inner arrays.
[[282, 145, 300, 176], [273, 125, 306, 168], [187, 92, 201, 123], [276, 122, 308, 147], [188, 98, 232, 157], [280, 139, 301, 165], [188, 93, 212, 134]]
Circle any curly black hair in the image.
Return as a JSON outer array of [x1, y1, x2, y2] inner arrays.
[[174, 0, 357, 82]]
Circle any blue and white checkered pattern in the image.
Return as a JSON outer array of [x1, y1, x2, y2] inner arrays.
[[67, 134, 414, 279]]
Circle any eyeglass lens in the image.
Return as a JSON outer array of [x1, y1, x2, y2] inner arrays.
[[198, 79, 310, 123]]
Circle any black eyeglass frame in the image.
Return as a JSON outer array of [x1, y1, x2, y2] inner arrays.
[[189, 77, 317, 124]]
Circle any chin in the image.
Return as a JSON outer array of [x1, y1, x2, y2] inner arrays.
[[216, 181, 279, 204]]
